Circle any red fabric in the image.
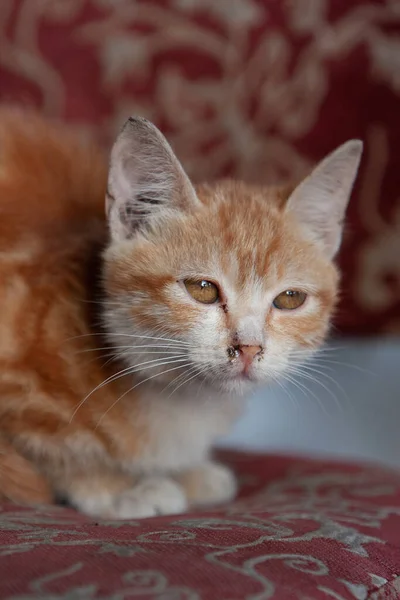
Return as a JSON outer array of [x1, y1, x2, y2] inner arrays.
[[0, 0, 399, 335], [1, 452, 400, 599]]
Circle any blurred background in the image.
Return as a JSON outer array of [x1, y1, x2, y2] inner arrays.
[[0, 0, 399, 467]]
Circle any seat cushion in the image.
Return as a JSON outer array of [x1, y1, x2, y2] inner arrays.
[[1, 452, 400, 599]]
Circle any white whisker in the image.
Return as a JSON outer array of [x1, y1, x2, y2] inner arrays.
[[76, 345, 190, 355], [288, 364, 349, 408], [161, 366, 195, 394], [69, 355, 188, 422], [271, 375, 299, 411], [65, 332, 191, 347], [282, 372, 333, 418], [166, 364, 208, 399], [307, 357, 377, 376], [289, 369, 346, 414], [159, 370, 190, 396], [94, 362, 193, 429]]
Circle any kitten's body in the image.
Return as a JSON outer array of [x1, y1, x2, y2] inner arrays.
[[0, 108, 362, 518]]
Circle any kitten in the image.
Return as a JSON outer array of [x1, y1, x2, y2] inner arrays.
[[0, 108, 362, 518]]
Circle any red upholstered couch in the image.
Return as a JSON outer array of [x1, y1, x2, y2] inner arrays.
[[1, 452, 400, 600], [1, 2, 400, 599]]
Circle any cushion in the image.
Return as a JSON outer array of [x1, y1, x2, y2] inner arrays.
[[0, 0, 399, 336], [1, 452, 400, 599]]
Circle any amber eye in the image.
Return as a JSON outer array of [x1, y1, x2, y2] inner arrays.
[[184, 279, 219, 304], [273, 290, 307, 310]]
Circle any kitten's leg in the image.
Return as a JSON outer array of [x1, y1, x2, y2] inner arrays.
[[66, 473, 188, 520], [2, 411, 188, 519], [7, 440, 187, 519], [175, 461, 237, 507]]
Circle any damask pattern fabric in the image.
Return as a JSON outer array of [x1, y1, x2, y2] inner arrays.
[[0, 0, 399, 335], [1, 453, 400, 599]]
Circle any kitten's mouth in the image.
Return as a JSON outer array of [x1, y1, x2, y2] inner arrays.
[[238, 372, 256, 383], [228, 354, 259, 382], [231, 367, 257, 383]]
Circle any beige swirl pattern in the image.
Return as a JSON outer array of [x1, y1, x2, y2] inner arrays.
[[0, 452, 400, 599]]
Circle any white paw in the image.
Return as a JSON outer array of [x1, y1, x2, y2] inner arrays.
[[178, 462, 237, 507], [75, 477, 188, 520], [112, 477, 187, 519]]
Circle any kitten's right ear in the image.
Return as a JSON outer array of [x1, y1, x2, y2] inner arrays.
[[106, 117, 199, 242]]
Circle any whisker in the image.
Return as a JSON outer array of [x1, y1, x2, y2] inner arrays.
[[282, 372, 333, 418], [69, 355, 188, 422], [286, 366, 347, 413], [166, 364, 208, 399], [159, 371, 189, 396], [104, 333, 192, 346], [76, 345, 190, 355], [314, 345, 346, 353], [196, 364, 211, 398], [306, 357, 377, 376], [65, 332, 191, 347], [290, 363, 350, 401], [80, 346, 190, 371], [79, 350, 188, 370], [271, 375, 299, 412], [289, 345, 346, 357], [94, 362, 193, 429], [289, 344, 378, 375], [161, 366, 195, 394]]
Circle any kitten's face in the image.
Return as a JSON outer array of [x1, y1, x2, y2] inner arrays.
[[102, 118, 362, 396]]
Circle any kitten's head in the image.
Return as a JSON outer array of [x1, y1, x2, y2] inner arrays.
[[102, 118, 362, 396]]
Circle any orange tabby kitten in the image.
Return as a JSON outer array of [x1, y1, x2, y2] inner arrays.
[[0, 108, 362, 518]]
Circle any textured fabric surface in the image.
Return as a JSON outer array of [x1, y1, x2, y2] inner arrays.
[[0, 452, 400, 600], [0, 0, 399, 335]]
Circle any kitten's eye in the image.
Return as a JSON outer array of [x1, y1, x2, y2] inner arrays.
[[273, 290, 307, 310], [184, 279, 219, 304]]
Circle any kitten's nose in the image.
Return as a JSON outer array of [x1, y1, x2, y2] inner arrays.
[[239, 345, 262, 362], [230, 344, 262, 369]]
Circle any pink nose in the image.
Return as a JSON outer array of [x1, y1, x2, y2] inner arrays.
[[237, 345, 262, 367]]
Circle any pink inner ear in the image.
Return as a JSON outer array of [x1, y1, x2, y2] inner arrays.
[[106, 117, 199, 242], [285, 140, 362, 258]]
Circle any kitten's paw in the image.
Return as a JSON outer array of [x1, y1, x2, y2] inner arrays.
[[112, 477, 187, 519], [73, 477, 188, 520], [177, 461, 237, 507]]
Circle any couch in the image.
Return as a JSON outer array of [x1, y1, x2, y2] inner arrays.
[[2, 452, 400, 599]]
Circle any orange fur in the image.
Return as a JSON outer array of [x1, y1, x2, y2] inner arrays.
[[0, 108, 361, 518], [0, 438, 52, 504]]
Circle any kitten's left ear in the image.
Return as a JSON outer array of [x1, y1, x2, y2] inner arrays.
[[106, 117, 199, 241], [285, 140, 363, 258]]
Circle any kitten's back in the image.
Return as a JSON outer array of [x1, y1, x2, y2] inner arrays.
[[0, 108, 108, 505], [0, 107, 107, 243]]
